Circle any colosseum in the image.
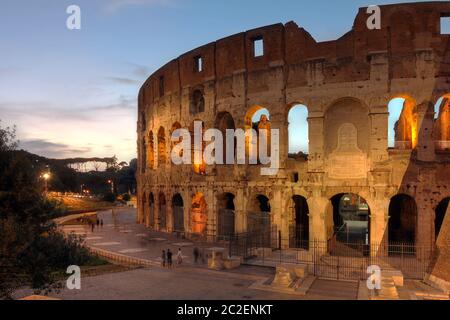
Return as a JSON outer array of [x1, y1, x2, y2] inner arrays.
[[137, 2, 450, 284]]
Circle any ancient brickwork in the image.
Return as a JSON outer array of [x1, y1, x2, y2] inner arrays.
[[136, 2, 450, 280]]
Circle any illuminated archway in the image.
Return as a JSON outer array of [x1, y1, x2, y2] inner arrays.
[[244, 106, 271, 162], [191, 193, 207, 236], [157, 127, 166, 167], [328, 193, 370, 247], [189, 121, 206, 174], [388, 96, 417, 149], [433, 96, 450, 151], [147, 131, 155, 169]]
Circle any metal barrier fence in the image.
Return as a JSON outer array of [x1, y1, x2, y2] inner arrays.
[[230, 228, 435, 280]]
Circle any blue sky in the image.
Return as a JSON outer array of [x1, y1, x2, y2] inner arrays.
[[0, 0, 445, 162]]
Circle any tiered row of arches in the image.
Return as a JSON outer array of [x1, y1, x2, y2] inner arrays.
[[140, 190, 449, 249], [141, 94, 450, 173]]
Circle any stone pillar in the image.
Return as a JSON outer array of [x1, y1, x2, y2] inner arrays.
[[307, 195, 328, 242], [206, 184, 216, 242], [369, 107, 389, 164], [307, 115, 325, 172], [367, 196, 389, 257], [183, 190, 191, 235], [235, 187, 246, 233], [417, 102, 436, 162]]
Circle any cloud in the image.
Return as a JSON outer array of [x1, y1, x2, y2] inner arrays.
[[19, 139, 92, 158], [104, 0, 176, 13], [105, 76, 141, 85]]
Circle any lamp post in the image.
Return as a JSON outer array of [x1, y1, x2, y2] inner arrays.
[[107, 179, 114, 194], [42, 172, 50, 194]]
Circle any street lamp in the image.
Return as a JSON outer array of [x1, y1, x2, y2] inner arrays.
[[107, 179, 114, 194], [42, 172, 51, 194]]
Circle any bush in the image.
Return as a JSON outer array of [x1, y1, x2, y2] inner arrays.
[[102, 192, 116, 203]]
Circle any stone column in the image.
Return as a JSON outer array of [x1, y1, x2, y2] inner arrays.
[[307, 115, 324, 172], [416, 102, 436, 162], [367, 196, 389, 257], [307, 195, 328, 248], [235, 187, 246, 233], [206, 183, 216, 242]]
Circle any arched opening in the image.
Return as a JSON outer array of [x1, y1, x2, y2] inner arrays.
[[288, 104, 309, 157], [190, 121, 206, 175], [191, 192, 207, 236], [170, 122, 182, 153], [158, 192, 167, 230], [190, 89, 205, 114], [329, 193, 370, 250], [148, 193, 155, 228], [388, 96, 417, 150], [141, 192, 147, 224], [217, 193, 235, 239], [247, 194, 271, 234], [172, 193, 184, 232], [215, 112, 236, 164], [141, 137, 147, 174], [435, 197, 449, 242], [147, 131, 155, 169], [433, 96, 450, 151], [244, 106, 271, 162], [157, 127, 166, 167], [388, 194, 417, 244], [290, 195, 309, 249]]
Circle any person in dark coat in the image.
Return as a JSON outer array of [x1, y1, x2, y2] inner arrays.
[[161, 250, 166, 268], [167, 249, 173, 268], [193, 247, 199, 263]]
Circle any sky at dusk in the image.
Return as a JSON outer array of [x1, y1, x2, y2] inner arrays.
[[0, 0, 447, 162]]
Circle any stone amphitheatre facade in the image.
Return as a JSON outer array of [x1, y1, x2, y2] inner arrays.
[[137, 2, 450, 281]]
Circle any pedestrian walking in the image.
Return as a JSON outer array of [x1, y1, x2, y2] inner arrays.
[[193, 247, 199, 264], [167, 249, 173, 268], [161, 250, 166, 268], [96, 219, 100, 227], [177, 248, 183, 265], [100, 219, 104, 228], [91, 222, 94, 232]]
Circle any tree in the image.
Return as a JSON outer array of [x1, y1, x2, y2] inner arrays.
[[0, 121, 94, 299]]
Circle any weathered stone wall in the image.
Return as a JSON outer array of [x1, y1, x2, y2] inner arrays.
[[136, 2, 450, 272]]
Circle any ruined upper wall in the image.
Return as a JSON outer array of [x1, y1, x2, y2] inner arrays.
[[138, 1, 450, 109]]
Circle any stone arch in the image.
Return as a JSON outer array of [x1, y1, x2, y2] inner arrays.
[[290, 195, 309, 248], [158, 192, 167, 230], [217, 192, 236, 238], [147, 130, 155, 169], [190, 89, 205, 114], [247, 194, 271, 234], [170, 122, 183, 158], [435, 197, 449, 242], [172, 193, 184, 232], [215, 112, 236, 164], [189, 120, 206, 174], [327, 193, 371, 247], [157, 127, 166, 167], [191, 192, 207, 236], [388, 95, 417, 149], [433, 95, 450, 151], [148, 192, 155, 228], [287, 104, 309, 156], [388, 194, 417, 244], [141, 137, 147, 174], [244, 106, 271, 162]]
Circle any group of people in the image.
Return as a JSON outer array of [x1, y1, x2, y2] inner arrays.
[[161, 248, 183, 268], [90, 218, 103, 232], [161, 247, 204, 268]]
